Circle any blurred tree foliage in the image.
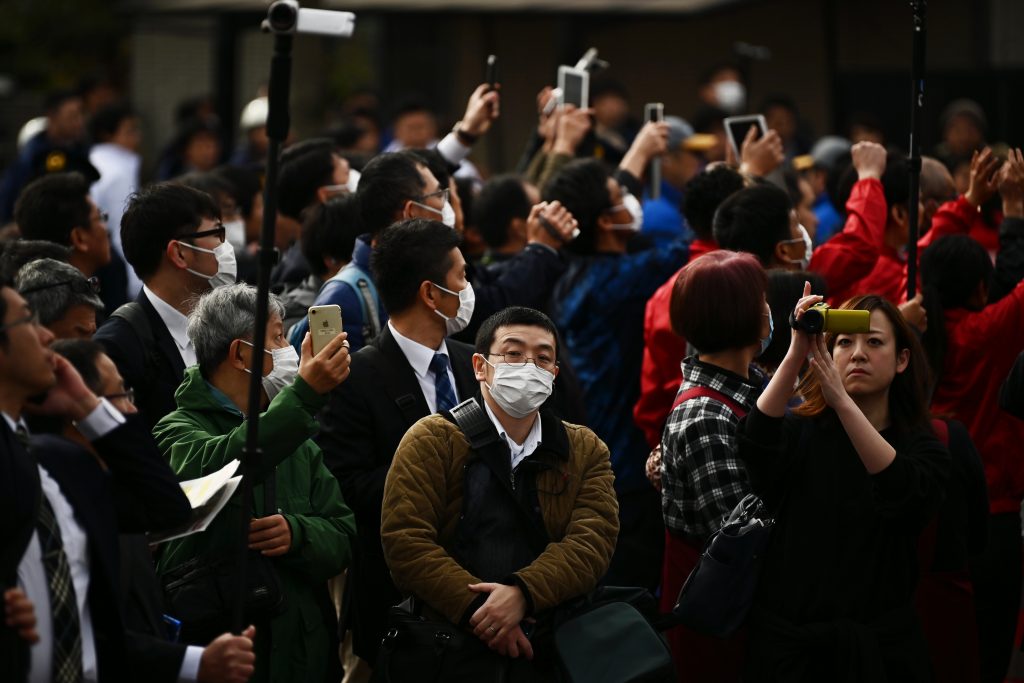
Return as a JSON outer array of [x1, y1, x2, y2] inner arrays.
[[0, 0, 127, 88]]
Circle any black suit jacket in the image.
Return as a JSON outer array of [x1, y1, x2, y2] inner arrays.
[[0, 416, 191, 683], [94, 290, 187, 429], [316, 326, 478, 660]]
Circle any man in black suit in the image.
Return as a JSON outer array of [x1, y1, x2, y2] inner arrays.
[[0, 284, 255, 683], [317, 219, 479, 668], [94, 183, 234, 428]]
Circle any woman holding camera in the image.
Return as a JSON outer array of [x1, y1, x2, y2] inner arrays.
[[737, 290, 949, 681], [659, 250, 770, 682]]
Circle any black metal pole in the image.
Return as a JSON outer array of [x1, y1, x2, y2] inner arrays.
[[906, 0, 927, 300], [231, 29, 293, 636]]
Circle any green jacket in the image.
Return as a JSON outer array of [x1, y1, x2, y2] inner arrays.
[[154, 366, 355, 683]]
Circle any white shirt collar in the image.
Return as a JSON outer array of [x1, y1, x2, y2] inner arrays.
[[482, 399, 542, 470], [388, 320, 449, 379], [1, 411, 21, 433], [143, 285, 191, 352]]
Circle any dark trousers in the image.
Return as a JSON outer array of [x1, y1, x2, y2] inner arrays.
[[970, 511, 1023, 683], [604, 487, 665, 591]]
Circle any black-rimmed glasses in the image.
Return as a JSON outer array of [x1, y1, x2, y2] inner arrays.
[[414, 188, 450, 204], [105, 388, 135, 405], [20, 276, 101, 296], [178, 224, 227, 243], [0, 310, 40, 331]]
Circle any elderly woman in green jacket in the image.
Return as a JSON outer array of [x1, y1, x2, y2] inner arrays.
[[155, 283, 356, 683]]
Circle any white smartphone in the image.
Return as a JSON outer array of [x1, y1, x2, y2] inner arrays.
[[557, 65, 589, 110], [724, 114, 767, 160], [308, 305, 343, 356]]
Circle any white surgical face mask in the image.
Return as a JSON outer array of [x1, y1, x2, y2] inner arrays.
[[607, 191, 644, 232], [179, 240, 237, 288], [483, 357, 555, 419], [780, 224, 813, 270], [241, 341, 299, 401], [223, 219, 246, 249], [432, 281, 475, 335], [759, 305, 774, 357], [713, 80, 746, 113], [413, 197, 457, 229]]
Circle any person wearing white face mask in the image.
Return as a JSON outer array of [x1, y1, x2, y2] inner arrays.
[[153, 282, 357, 683], [95, 183, 240, 429], [380, 306, 619, 680], [543, 124, 691, 592]]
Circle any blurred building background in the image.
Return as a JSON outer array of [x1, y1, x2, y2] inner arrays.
[[2, 0, 1024, 178]]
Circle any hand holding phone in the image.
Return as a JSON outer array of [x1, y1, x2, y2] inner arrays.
[[557, 65, 589, 110], [724, 114, 767, 160], [308, 305, 343, 356]]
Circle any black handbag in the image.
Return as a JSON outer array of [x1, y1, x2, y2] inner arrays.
[[673, 493, 774, 638], [554, 587, 675, 683], [375, 597, 472, 683], [161, 471, 287, 644]]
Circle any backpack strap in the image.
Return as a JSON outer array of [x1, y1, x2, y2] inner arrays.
[[109, 302, 160, 387], [671, 386, 748, 418], [328, 263, 382, 341], [445, 398, 500, 449]]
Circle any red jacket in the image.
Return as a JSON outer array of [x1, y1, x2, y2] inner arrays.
[[809, 178, 889, 305], [850, 244, 906, 305], [633, 238, 718, 448], [930, 280, 1024, 513], [921, 195, 1000, 257]]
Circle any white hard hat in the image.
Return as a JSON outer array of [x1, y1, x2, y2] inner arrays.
[[239, 97, 268, 131], [17, 116, 48, 150]]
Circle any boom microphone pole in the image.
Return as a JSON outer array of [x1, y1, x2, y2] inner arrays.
[[906, 0, 926, 300], [233, 0, 355, 635]]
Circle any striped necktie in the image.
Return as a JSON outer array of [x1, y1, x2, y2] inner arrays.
[[430, 353, 458, 413]]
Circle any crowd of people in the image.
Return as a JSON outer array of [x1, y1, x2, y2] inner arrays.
[[0, 56, 1022, 683]]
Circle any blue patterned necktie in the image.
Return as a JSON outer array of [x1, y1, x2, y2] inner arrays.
[[429, 353, 458, 413]]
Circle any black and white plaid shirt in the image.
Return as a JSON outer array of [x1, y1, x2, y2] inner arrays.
[[661, 357, 763, 542]]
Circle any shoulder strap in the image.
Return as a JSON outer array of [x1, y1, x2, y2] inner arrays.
[[110, 301, 154, 347], [110, 301, 161, 386], [330, 263, 382, 340], [446, 398, 499, 449], [671, 386, 748, 418]]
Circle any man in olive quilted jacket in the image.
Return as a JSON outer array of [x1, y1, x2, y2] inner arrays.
[[380, 306, 619, 682]]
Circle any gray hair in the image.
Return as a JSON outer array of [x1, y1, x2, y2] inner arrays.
[[15, 258, 104, 326], [187, 283, 285, 374]]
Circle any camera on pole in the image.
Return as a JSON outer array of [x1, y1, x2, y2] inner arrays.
[[231, 1, 355, 636]]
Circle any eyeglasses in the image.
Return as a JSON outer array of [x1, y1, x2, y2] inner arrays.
[[20, 276, 101, 296], [0, 310, 40, 331], [104, 388, 135, 405], [486, 351, 558, 372], [92, 211, 110, 224], [178, 224, 227, 243], [414, 188, 449, 205]]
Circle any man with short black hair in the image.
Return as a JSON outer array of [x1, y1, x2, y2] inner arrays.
[[93, 182, 232, 427], [15, 258, 104, 339], [381, 306, 618, 680], [317, 218, 479, 669], [474, 175, 539, 263], [14, 172, 112, 277], [271, 138, 353, 287]]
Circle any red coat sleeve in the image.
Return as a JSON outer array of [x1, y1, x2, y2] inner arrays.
[[919, 195, 977, 251], [809, 178, 888, 305], [634, 270, 687, 448]]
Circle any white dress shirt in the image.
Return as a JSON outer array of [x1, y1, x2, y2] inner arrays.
[[3, 406, 123, 683], [143, 286, 197, 368], [482, 400, 542, 471], [388, 321, 459, 414], [90, 142, 143, 298]]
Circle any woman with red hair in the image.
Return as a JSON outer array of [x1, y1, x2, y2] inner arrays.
[[659, 250, 771, 682]]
